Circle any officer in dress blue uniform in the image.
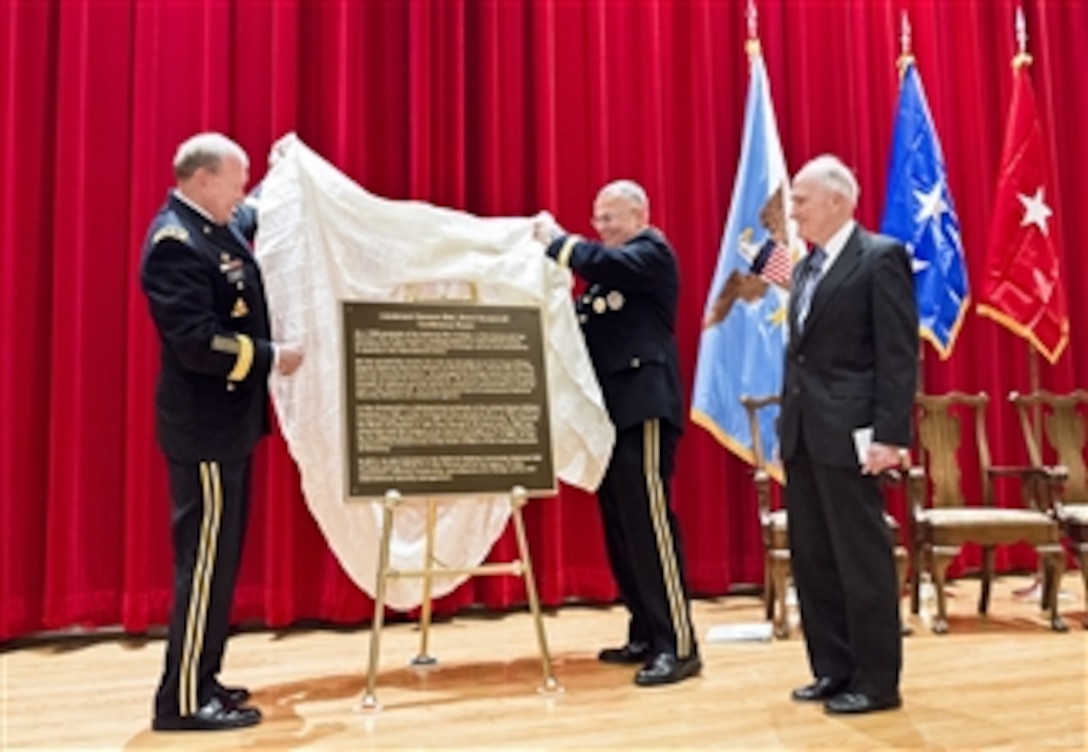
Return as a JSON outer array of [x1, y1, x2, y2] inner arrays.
[[542, 180, 700, 686], [140, 133, 303, 731]]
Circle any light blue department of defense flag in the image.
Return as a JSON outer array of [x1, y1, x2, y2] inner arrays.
[[690, 49, 797, 477], [880, 59, 969, 359]]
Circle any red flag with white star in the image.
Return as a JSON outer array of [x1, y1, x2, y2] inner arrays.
[[977, 58, 1069, 363]]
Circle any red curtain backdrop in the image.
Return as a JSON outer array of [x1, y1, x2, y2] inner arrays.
[[2, 0, 1085, 641]]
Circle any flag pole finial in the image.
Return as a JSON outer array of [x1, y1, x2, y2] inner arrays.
[[896, 11, 915, 74], [1013, 6, 1033, 69], [745, 0, 761, 58]]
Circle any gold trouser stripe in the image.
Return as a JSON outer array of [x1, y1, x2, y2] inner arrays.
[[191, 464, 224, 711], [227, 334, 255, 381], [643, 419, 693, 658], [178, 462, 224, 715], [557, 236, 579, 268]]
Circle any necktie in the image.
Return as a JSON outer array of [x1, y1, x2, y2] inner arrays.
[[796, 246, 827, 331]]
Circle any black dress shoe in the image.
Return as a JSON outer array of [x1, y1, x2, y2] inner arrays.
[[597, 641, 651, 664], [824, 691, 902, 715], [152, 696, 262, 731], [214, 682, 251, 707], [791, 677, 850, 702], [633, 653, 702, 686]]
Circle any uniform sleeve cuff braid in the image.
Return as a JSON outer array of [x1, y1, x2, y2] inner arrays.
[[227, 334, 255, 381], [557, 236, 579, 268]]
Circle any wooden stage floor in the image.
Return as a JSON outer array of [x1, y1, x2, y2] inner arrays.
[[2, 573, 1085, 750]]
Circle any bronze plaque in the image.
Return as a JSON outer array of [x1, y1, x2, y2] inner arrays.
[[342, 301, 555, 498]]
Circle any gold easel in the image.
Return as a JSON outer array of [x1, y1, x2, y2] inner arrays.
[[359, 486, 562, 712], [356, 282, 561, 712]]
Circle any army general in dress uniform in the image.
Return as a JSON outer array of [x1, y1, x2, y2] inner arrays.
[[542, 180, 700, 686], [140, 132, 302, 731]]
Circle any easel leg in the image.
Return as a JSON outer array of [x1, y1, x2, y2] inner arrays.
[[511, 487, 562, 695], [359, 490, 399, 713], [412, 499, 438, 665]]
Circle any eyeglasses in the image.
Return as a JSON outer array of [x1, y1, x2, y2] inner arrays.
[[591, 210, 631, 227]]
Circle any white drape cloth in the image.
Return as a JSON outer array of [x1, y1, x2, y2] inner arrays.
[[256, 134, 614, 610]]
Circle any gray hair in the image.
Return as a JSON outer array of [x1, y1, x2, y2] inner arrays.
[[598, 179, 649, 211], [173, 132, 249, 180], [794, 154, 859, 204]]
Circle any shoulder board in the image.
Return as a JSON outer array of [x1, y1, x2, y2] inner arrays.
[[152, 225, 191, 246]]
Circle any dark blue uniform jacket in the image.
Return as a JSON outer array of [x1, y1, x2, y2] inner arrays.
[[547, 228, 685, 433], [140, 192, 273, 463]]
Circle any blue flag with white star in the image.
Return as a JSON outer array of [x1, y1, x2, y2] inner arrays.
[[880, 60, 969, 359]]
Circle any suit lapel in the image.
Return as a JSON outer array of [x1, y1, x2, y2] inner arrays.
[[227, 222, 253, 253], [796, 227, 864, 340]]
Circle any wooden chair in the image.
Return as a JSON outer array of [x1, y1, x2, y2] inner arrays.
[[907, 391, 1066, 634], [1010, 389, 1088, 626], [741, 395, 908, 639]]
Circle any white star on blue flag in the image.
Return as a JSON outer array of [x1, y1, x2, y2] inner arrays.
[[880, 61, 969, 359]]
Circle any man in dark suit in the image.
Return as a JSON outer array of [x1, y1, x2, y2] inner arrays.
[[779, 155, 917, 714], [140, 132, 303, 731], [542, 180, 700, 686]]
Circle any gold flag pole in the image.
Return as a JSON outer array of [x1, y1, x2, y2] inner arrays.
[[745, 0, 759, 57], [1014, 6, 1043, 453], [1011, 5, 1045, 601], [898, 11, 926, 398]]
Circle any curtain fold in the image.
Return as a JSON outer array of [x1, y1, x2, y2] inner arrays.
[[2, 0, 1085, 641]]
